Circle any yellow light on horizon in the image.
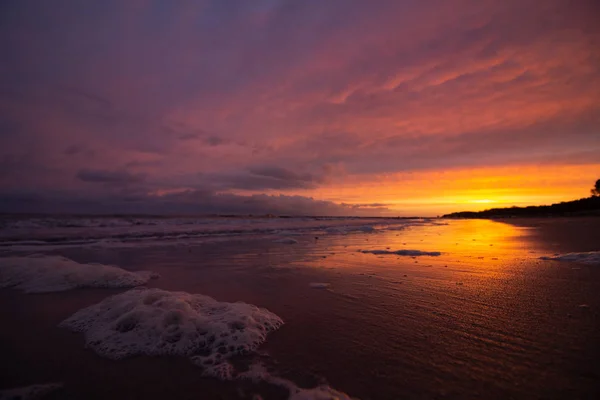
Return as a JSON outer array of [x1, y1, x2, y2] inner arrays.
[[249, 163, 599, 216], [469, 199, 496, 204]]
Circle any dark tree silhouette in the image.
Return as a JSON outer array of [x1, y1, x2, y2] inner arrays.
[[592, 179, 600, 197], [443, 179, 600, 218]]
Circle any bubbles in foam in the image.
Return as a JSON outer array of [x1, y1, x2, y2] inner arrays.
[[60, 288, 283, 367], [60, 288, 353, 399], [201, 360, 235, 380], [0, 255, 158, 293], [0, 383, 62, 400], [289, 385, 356, 400], [239, 363, 357, 400]]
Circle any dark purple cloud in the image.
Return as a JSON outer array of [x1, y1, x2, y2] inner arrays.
[[0, 188, 390, 217], [76, 169, 146, 184], [0, 0, 598, 214]]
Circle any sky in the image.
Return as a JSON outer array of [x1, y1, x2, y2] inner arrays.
[[0, 0, 599, 216]]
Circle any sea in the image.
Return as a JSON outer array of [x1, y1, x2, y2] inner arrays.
[[0, 215, 599, 399]]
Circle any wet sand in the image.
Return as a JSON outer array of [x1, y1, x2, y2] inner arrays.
[[1, 219, 599, 399], [502, 217, 600, 253]]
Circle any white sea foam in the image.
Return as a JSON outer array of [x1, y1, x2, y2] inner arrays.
[[540, 251, 600, 265], [60, 288, 283, 367], [273, 238, 299, 244], [289, 386, 356, 400], [239, 363, 357, 400], [0, 383, 62, 400], [360, 249, 442, 256], [1, 216, 420, 252], [0, 255, 158, 293], [201, 360, 236, 380]]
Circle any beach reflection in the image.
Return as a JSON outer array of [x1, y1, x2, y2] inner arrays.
[[3, 218, 598, 400], [381, 219, 535, 258], [293, 219, 539, 277]]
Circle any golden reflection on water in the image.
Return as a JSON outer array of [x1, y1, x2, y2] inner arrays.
[[296, 219, 540, 276], [382, 219, 535, 258], [284, 219, 553, 326]]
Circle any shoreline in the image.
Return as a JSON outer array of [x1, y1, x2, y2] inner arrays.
[[2, 219, 599, 399]]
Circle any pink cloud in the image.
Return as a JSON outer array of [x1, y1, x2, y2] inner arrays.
[[0, 0, 598, 214]]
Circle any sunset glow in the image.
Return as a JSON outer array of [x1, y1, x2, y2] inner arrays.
[[0, 0, 598, 216], [1, 3, 600, 398]]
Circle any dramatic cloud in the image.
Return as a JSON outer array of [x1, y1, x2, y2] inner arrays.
[[0, 0, 598, 215], [77, 169, 146, 184], [0, 189, 390, 217]]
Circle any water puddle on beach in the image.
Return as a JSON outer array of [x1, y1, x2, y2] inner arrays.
[[1, 218, 599, 399]]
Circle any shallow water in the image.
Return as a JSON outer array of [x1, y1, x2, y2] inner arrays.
[[1, 218, 599, 399]]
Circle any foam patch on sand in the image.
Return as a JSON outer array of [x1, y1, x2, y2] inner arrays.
[[0, 383, 62, 400], [60, 288, 283, 367], [273, 238, 299, 244], [239, 363, 357, 400], [540, 251, 600, 265], [360, 249, 442, 256], [289, 386, 356, 400], [0, 255, 158, 293]]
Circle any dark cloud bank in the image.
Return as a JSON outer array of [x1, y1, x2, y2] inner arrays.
[[0, 189, 391, 217]]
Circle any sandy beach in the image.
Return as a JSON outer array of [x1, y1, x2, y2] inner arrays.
[[3, 1, 599, 397], [1, 217, 599, 399]]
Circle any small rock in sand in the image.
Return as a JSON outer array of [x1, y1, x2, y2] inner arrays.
[[309, 282, 330, 289]]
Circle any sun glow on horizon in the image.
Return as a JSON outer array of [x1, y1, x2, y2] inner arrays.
[[294, 164, 600, 216], [468, 199, 496, 204]]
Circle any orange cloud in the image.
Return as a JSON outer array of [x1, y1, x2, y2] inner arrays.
[[1, 0, 598, 215], [290, 164, 600, 216]]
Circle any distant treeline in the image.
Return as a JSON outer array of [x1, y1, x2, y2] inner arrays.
[[443, 196, 600, 219]]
